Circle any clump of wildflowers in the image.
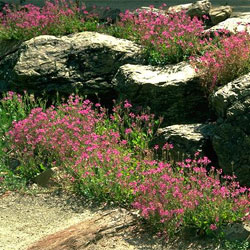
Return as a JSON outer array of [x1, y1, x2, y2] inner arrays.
[[3, 92, 250, 239], [7, 95, 160, 203], [0, 0, 99, 40], [133, 153, 250, 238], [191, 31, 250, 93], [107, 5, 209, 64]]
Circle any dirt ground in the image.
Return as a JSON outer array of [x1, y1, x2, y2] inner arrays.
[[0, 187, 225, 250]]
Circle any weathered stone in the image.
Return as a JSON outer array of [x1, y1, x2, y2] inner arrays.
[[221, 222, 250, 242], [186, 0, 212, 18], [167, 3, 193, 14], [209, 6, 233, 25], [133, 6, 167, 17], [112, 62, 209, 125], [0, 32, 144, 96], [33, 168, 58, 187], [0, 39, 23, 60], [210, 72, 250, 186], [208, 14, 250, 34], [27, 208, 136, 250], [153, 123, 215, 161]]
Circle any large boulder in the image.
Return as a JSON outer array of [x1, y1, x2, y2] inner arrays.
[[167, 3, 193, 14], [186, 0, 212, 19], [210, 72, 250, 186], [209, 6, 233, 25], [153, 123, 216, 162], [112, 62, 209, 125], [133, 6, 167, 16], [0, 32, 144, 96], [167, 0, 211, 18], [207, 14, 250, 34]]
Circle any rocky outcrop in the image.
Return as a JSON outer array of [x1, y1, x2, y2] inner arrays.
[[208, 14, 250, 34], [210, 72, 250, 186], [209, 6, 233, 25], [167, 3, 193, 14], [0, 1, 249, 186], [0, 32, 144, 96], [186, 0, 212, 18], [113, 62, 209, 125], [166, 0, 211, 19], [153, 123, 215, 161]]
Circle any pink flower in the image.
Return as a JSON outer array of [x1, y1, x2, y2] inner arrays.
[[210, 224, 217, 230]]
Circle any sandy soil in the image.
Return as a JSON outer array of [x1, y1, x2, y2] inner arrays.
[[0, 187, 224, 250], [0, 189, 96, 250]]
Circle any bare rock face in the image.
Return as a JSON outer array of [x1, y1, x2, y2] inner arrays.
[[113, 62, 209, 125], [208, 14, 250, 34], [210, 72, 250, 186], [33, 168, 58, 187], [209, 6, 233, 25], [222, 222, 250, 242], [133, 6, 167, 16], [0, 32, 144, 95], [27, 208, 136, 250], [186, 0, 212, 18], [153, 123, 215, 161], [167, 3, 193, 14]]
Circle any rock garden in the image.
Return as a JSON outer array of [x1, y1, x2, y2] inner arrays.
[[0, 0, 249, 249]]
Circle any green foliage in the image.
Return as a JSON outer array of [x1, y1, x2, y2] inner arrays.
[[222, 239, 250, 250]]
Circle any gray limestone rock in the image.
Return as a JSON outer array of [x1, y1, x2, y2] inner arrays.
[[153, 123, 215, 161], [186, 0, 212, 19], [0, 32, 144, 95], [112, 62, 209, 125], [209, 6, 233, 25], [210, 72, 250, 186], [167, 3, 193, 14], [207, 14, 250, 34]]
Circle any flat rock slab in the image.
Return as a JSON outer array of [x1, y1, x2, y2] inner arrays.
[[113, 62, 209, 125]]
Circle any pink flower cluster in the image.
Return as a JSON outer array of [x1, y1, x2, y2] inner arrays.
[[0, 0, 96, 38], [117, 5, 207, 63], [6, 93, 250, 238], [133, 157, 250, 236], [191, 31, 250, 92], [7, 96, 158, 201]]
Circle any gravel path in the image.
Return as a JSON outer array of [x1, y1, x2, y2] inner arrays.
[[0, 189, 97, 250]]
